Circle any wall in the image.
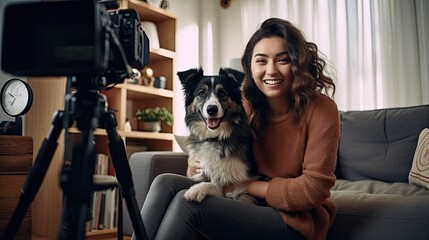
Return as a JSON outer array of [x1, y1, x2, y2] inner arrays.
[[167, 0, 244, 137], [218, 0, 245, 68]]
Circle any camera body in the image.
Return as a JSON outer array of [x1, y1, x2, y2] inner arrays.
[[108, 8, 149, 72], [1, 0, 149, 83]]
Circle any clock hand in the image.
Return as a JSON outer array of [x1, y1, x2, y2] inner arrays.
[[8, 92, 16, 99]]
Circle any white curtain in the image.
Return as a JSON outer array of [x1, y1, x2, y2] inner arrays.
[[239, 0, 429, 111]]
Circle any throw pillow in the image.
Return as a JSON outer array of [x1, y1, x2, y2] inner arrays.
[[409, 128, 429, 189], [174, 135, 189, 153]]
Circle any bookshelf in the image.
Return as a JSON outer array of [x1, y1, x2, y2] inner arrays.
[[24, 0, 177, 238]]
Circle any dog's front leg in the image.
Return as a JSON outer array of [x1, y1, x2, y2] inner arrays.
[[184, 182, 223, 203], [188, 172, 206, 182], [225, 186, 258, 205]]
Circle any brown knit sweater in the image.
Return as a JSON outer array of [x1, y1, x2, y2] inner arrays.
[[251, 94, 340, 240]]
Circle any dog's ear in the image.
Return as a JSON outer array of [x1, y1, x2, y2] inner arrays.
[[219, 68, 245, 85], [177, 68, 204, 87], [177, 67, 204, 106], [219, 68, 245, 104]]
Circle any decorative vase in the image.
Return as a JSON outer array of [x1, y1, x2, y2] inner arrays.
[[142, 121, 161, 132]]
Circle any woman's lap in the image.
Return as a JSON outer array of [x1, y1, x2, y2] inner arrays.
[[134, 173, 303, 240]]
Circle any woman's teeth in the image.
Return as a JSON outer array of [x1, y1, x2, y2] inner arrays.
[[264, 79, 281, 85]]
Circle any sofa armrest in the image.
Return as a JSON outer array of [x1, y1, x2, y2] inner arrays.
[[122, 151, 189, 235]]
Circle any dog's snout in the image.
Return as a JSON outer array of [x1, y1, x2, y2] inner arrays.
[[207, 105, 218, 116]]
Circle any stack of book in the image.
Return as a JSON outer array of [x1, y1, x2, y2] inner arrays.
[[87, 153, 120, 231]]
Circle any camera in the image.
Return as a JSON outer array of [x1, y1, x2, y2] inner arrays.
[[1, 0, 149, 85]]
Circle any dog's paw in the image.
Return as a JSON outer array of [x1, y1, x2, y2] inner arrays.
[[225, 188, 257, 204], [184, 186, 206, 203], [189, 173, 205, 182], [184, 182, 223, 203], [237, 194, 258, 205]]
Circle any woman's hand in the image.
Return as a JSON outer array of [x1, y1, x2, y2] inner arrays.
[[224, 180, 269, 199], [186, 157, 202, 176]]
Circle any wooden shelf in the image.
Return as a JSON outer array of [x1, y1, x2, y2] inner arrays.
[[117, 83, 174, 99], [127, 0, 177, 23], [122, 130, 174, 140], [150, 47, 176, 60], [25, 1, 177, 238], [69, 128, 174, 141]]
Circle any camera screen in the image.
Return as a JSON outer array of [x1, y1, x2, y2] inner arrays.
[[1, 1, 107, 76]]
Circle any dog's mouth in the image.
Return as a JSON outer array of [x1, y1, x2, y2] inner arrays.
[[199, 110, 225, 130], [206, 117, 222, 129]]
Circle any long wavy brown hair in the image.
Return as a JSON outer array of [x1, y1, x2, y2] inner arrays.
[[241, 18, 336, 137]]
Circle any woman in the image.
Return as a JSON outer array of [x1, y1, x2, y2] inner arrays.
[[132, 17, 339, 240]]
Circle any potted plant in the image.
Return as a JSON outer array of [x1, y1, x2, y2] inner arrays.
[[136, 107, 173, 132]]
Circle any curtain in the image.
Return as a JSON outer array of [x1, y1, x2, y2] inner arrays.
[[239, 0, 429, 111]]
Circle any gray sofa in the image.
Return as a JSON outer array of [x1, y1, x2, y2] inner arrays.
[[123, 104, 429, 239]]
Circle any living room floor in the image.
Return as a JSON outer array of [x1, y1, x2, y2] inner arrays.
[[32, 233, 131, 240]]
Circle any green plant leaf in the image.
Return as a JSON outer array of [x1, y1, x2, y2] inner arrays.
[[136, 107, 173, 126]]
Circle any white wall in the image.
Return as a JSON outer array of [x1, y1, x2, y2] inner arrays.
[[168, 0, 244, 138], [218, 0, 245, 69]]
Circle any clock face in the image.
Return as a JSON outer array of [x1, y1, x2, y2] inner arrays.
[[1, 78, 33, 117]]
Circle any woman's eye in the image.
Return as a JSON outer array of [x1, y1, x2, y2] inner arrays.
[[279, 58, 291, 64], [255, 58, 266, 64]]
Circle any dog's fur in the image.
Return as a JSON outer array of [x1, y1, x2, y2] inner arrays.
[[177, 67, 256, 204]]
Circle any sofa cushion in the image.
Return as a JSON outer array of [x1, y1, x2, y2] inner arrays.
[[337, 104, 429, 182], [409, 128, 429, 189], [329, 179, 429, 240]]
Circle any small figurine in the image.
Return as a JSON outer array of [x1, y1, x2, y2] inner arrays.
[[124, 118, 132, 132], [141, 67, 155, 87]]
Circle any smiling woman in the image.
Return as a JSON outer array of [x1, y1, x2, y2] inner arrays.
[[239, 0, 429, 111], [238, 18, 339, 240]]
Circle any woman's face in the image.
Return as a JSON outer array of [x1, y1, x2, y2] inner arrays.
[[250, 36, 292, 99]]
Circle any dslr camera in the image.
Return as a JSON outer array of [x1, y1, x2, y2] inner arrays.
[[1, 0, 149, 85]]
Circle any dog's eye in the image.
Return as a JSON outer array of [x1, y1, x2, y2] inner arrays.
[[218, 90, 228, 98], [197, 90, 206, 97]]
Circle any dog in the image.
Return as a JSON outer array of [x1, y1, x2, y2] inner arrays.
[[177, 67, 257, 204]]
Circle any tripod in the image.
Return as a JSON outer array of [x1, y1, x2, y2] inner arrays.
[[1, 76, 148, 240]]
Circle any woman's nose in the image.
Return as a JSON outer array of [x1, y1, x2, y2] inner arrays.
[[266, 62, 279, 75]]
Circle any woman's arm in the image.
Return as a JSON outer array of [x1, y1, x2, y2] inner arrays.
[[223, 180, 269, 200], [245, 180, 269, 199]]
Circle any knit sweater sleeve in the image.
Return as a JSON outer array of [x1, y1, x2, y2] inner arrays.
[[265, 96, 340, 212]]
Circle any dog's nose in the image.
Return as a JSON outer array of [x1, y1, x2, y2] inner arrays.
[[207, 105, 218, 116]]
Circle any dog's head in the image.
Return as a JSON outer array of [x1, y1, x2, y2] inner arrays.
[[178, 67, 245, 139]]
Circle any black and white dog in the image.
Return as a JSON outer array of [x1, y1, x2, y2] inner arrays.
[[177, 67, 256, 204]]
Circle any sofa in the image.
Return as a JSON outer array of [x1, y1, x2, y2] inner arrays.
[[123, 104, 429, 239]]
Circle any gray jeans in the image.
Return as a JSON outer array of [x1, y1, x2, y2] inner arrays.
[[131, 173, 304, 240]]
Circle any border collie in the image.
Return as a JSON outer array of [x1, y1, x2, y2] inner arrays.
[[177, 67, 256, 204]]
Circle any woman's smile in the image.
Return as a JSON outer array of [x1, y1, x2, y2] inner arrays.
[[263, 79, 283, 85]]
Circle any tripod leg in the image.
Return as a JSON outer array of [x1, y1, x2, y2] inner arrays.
[[1, 111, 64, 240], [59, 129, 96, 240], [104, 112, 148, 240]]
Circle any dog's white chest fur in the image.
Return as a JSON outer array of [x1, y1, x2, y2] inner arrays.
[[184, 141, 255, 204], [191, 141, 251, 187]]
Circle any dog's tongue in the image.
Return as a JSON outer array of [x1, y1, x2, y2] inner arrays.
[[207, 118, 221, 129]]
